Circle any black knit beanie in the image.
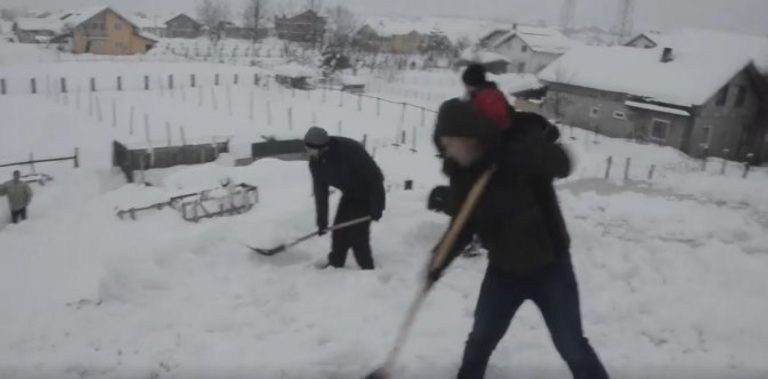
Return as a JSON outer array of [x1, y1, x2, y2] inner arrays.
[[462, 63, 488, 87]]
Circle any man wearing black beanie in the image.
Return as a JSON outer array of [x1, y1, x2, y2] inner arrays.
[[462, 63, 512, 130], [427, 98, 609, 379]]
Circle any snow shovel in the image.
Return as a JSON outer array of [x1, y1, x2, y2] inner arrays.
[[247, 216, 372, 256], [366, 166, 496, 379]]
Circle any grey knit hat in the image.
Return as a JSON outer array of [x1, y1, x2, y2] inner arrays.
[[304, 126, 330, 148]]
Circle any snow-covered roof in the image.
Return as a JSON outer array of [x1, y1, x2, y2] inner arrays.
[[341, 75, 366, 85], [515, 26, 574, 54], [58, 6, 112, 27], [460, 48, 510, 63], [625, 100, 692, 117], [491, 73, 543, 94], [361, 16, 505, 42], [488, 25, 574, 54], [657, 28, 768, 74], [539, 44, 754, 107], [273, 63, 318, 78], [13, 17, 61, 32]]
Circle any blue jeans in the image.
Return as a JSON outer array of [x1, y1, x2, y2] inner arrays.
[[458, 260, 609, 379]]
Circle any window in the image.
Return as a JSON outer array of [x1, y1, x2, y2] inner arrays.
[[612, 111, 627, 120], [716, 85, 729, 106], [650, 119, 670, 141], [590, 107, 600, 118], [115, 22, 123, 31], [701, 125, 712, 147], [517, 62, 526, 73], [115, 41, 125, 50], [735, 85, 747, 107], [522, 45, 528, 53]]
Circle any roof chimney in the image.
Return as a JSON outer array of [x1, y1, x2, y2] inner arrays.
[[512, 23, 517, 31], [661, 47, 674, 63]]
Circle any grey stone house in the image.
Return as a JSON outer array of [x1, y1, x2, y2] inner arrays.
[[536, 37, 768, 163]]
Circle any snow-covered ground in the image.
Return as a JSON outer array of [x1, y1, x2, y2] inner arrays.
[[2, 46, 768, 378]]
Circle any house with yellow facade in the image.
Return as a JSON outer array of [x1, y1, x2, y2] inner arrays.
[[46, 6, 157, 55]]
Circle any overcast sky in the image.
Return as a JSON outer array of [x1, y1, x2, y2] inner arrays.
[[4, 0, 768, 36]]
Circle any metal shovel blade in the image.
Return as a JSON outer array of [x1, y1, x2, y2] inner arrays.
[[248, 244, 287, 256]]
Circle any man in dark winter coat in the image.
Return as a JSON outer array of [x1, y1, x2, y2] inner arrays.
[[429, 99, 609, 379], [462, 63, 512, 130], [305, 127, 386, 270]]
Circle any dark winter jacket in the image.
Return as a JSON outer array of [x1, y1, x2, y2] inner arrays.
[[433, 99, 571, 279], [309, 137, 386, 229], [470, 82, 512, 130]]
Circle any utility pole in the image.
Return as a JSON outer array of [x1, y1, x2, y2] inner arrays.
[[616, 0, 636, 44], [560, 0, 576, 34]]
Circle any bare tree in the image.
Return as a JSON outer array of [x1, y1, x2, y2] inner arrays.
[[197, 0, 231, 33], [326, 5, 359, 51], [242, 0, 270, 42], [0, 8, 17, 22]]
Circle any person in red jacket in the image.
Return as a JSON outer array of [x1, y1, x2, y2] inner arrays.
[[462, 63, 512, 130]]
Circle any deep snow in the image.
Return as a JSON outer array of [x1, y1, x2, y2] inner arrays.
[[1, 45, 768, 379]]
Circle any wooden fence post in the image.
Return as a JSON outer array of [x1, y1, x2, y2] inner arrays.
[[180, 126, 187, 146], [249, 89, 255, 120], [166, 122, 172, 147], [111, 98, 117, 127], [90, 77, 96, 92], [624, 157, 631, 180], [129, 106, 135, 135], [95, 96, 103, 122], [74, 148, 80, 168], [648, 164, 655, 180], [604, 156, 613, 179], [226, 85, 233, 116], [0, 78, 5, 95], [30, 78, 37, 94], [60, 77, 67, 93]]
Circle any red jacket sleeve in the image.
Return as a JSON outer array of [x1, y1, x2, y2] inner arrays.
[[473, 89, 511, 129]]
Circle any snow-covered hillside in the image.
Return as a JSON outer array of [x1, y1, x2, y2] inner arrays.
[[1, 48, 768, 379]]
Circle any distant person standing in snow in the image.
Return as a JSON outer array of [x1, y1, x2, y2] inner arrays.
[[428, 99, 609, 379], [461, 63, 512, 130], [305, 127, 386, 270], [0, 170, 33, 224]]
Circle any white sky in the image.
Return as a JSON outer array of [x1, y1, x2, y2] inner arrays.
[[4, 0, 768, 36]]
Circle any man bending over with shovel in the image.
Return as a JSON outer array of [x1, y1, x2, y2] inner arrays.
[[304, 126, 386, 270]]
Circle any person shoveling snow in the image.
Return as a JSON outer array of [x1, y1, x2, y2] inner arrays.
[[368, 98, 609, 379], [303, 126, 386, 270]]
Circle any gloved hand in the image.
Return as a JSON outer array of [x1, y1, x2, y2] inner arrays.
[[370, 207, 383, 222], [426, 265, 444, 283], [317, 224, 328, 236]]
